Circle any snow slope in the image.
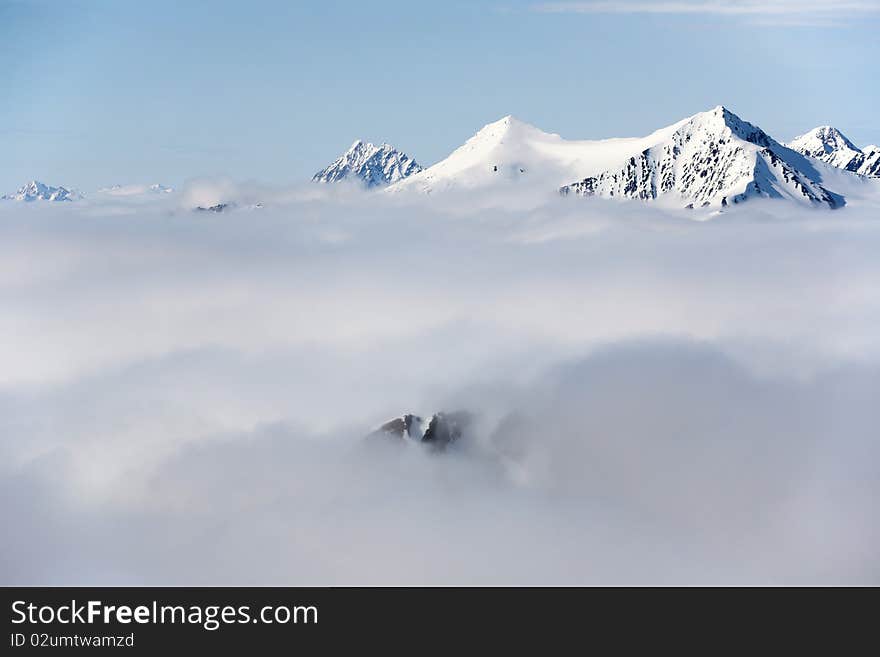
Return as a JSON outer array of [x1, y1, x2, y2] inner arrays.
[[563, 106, 845, 209], [788, 126, 880, 177], [2, 180, 81, 202], [390, 107, 862, 209], [313, 140, 422, 188], [388, 114, 652, 194]]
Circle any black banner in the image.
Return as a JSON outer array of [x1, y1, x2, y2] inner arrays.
[[0, 587, 869, 651]]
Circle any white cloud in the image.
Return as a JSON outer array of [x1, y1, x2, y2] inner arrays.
[[532, 0, 880, 17], [1, 185, 879, 583]]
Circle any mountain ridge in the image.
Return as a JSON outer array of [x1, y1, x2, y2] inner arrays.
[[787, 126, 880, 178], [389, 105, 862, 210], [2, 180, 81, 202], [561, 106, 844, 209], [313, 140, 422, 188]]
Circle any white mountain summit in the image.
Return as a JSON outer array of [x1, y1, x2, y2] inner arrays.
[[2, 180, 81, 202], [787, 126, 880, 178], [388, 114, 609, 195], [391, 107, 848, 209], [561, 106, 844, 209], [313, 140, 422, 188]]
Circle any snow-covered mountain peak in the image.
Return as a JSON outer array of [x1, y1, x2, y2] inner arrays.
[[561, 105, 845, 209], [789, 126, 860, 156], [464, 115, 555, 149], [388, 115, 592, 195], [313, 140, 422, 188], [786, 126, 878, 177], [673, 105, 774, 148], [2, 180, 80, 202], [344, 139, 380, 156]]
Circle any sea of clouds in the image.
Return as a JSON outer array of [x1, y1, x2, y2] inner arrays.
[[1, 183, 878, 584]]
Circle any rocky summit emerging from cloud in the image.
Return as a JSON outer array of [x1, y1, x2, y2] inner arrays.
[[313, 140, 422, 188], [368, 411, 473, 451], [561, 106, 844, 209], [2, 180, 81, 202], [11, 106, 880, 214], [787, 126, 880, 178], [389, 106, 863, 210]]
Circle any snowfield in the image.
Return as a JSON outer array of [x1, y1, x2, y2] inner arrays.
[[386, 106, 877, 211]]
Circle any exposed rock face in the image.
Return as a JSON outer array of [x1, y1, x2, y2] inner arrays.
[[370, 414, 424, 441], [561, 106, 843, 209], [421, 411, 472, 450], [861, 146, 880, 177], [2, 180, 80, 202], [194, 203, 232, 213], [313, 140, 422, 188], [367, 411, 472, 450], [787, 126, 880, 178]]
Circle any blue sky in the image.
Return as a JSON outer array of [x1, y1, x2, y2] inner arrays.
[[2, 0, 878, 191]]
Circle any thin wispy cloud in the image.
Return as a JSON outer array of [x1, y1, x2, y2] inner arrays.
[[533, 0, 880, 17]]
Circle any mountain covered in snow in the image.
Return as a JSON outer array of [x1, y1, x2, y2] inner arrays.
[[313, 140, 422, 188], [10, 108, 877, 212], [561, 106, 844, 209], [388, 114, 602, 195], [787, 126, 880, 178], [391, 107, 855, 210], [2, 180, 81, 202]]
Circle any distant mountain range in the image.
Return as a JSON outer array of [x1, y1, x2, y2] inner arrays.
[[559, 107, 843, 209], [6, 108, 878, 211], [787, 126, 880, 178], [317, 106, 879, 210], [2, 180, 81, 202], [1, 181, 172, 202]]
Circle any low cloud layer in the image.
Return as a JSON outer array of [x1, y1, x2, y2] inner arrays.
[[1, 187, 879, 584]]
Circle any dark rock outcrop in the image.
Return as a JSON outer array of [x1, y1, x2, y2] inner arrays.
[[367, 410, 473, 451]]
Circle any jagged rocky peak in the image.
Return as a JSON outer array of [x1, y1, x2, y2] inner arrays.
[[680, 105, 773, 146], [787, 126, 880, 177], [194, 202, 233, 213], [313, 139, 422, 188], [2, 180, 80, 202], [789, 126, 860, 159], [368, 411, 472, 451], [561, 105, 843, 210], [861, 146, 880, 177]]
